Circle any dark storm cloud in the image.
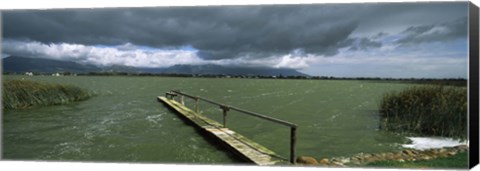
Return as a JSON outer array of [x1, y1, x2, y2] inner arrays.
[[395, 17, 468, 45], [352, 2, 468, 35], [2, 2, 468, 60], [3, 5, 361, 59], [348, 37, 382, 51]]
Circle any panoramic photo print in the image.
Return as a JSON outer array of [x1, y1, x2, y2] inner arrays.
[[1, 1, 473, 169]]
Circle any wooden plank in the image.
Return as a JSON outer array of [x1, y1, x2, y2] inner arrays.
[[158, 96, 289, 166]]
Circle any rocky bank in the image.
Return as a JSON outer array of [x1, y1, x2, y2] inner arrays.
[[296, 145, 469, 167]]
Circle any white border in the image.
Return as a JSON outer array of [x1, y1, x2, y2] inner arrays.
[[0, 0, 478, 171]]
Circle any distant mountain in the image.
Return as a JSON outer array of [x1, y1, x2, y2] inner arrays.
[[102, 64, 139, 73], [3, 56, 101, 73], [3, 56, 309, 77], [139, 64, 309, 77], [2, 56, 140, 73]]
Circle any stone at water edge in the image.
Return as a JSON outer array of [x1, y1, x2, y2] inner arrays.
[[385, 152, 395, 160], [313, 145, 469, 166], [350, 157, 361, 165], [447, 151, 457, 156], [319, 158, 330, 165], [296, 156, 318, 165], [402, 149, 415, 156], [367, 156, 381, 163], [455, 145, 467, 153], [363, 153, 373, 158]]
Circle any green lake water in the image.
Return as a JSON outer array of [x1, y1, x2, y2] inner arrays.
[[2, 75, 414, 164]]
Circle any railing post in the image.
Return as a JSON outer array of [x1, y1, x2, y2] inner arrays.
[[221, 105, 229, 128], [168, 91, 176, 100], [168, 90, 300, 164], [290, 126, 297, 164], [195, 97, 200, 113]]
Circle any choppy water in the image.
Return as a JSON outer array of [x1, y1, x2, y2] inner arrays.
[[3, 76, 412, 164]]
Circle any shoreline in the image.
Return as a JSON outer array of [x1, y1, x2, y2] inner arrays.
[[296, 144, 469, 168]]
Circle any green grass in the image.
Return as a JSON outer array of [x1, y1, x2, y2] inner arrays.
[[2, 79, 92, 110], [366, 151, 468, 169], [379, 86, 467, 139]]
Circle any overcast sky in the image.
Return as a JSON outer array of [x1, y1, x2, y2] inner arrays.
[[1, 2, 470, 78]]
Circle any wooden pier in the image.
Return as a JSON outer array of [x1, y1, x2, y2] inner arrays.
[[158, 90, 298, 166]]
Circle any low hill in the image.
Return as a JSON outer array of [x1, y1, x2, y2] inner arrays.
[[140, 64, 309, 77], [3, 56, 309, 77], [3, 56, 101, 73]]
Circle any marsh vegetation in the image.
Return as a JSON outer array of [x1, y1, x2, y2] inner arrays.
[[2, 79, 92, 110], [379, 86, 467, 139]]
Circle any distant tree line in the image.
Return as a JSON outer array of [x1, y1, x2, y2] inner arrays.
[[3, 71, 466, 86]]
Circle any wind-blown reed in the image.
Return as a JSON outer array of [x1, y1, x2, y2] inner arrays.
[[3, 79, 92, 110], [379, 86, 467, 139]]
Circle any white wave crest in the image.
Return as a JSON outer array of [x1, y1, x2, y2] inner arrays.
[[402, 137, 468, 150]]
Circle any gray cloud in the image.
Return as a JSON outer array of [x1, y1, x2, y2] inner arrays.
[[2, 2, 469, 61], [395, 17, 468, 45], [348, 37, 382, 51], [352, 2, 468, 36], [3, 5, 360, 60], [2, 39, 203, 67]]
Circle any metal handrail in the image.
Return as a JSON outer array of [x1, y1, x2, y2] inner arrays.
[[168, 90, 298, 164]]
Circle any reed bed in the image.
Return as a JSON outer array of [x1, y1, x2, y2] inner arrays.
[[379, 86, 467, 139], [3, 79, 92, 110]]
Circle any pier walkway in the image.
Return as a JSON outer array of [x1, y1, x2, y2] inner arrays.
[[158, 91, 297, 165]]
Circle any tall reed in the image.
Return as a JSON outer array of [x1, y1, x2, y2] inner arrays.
[[379, 86, 467, 139], [3, 79, 92, 110]]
